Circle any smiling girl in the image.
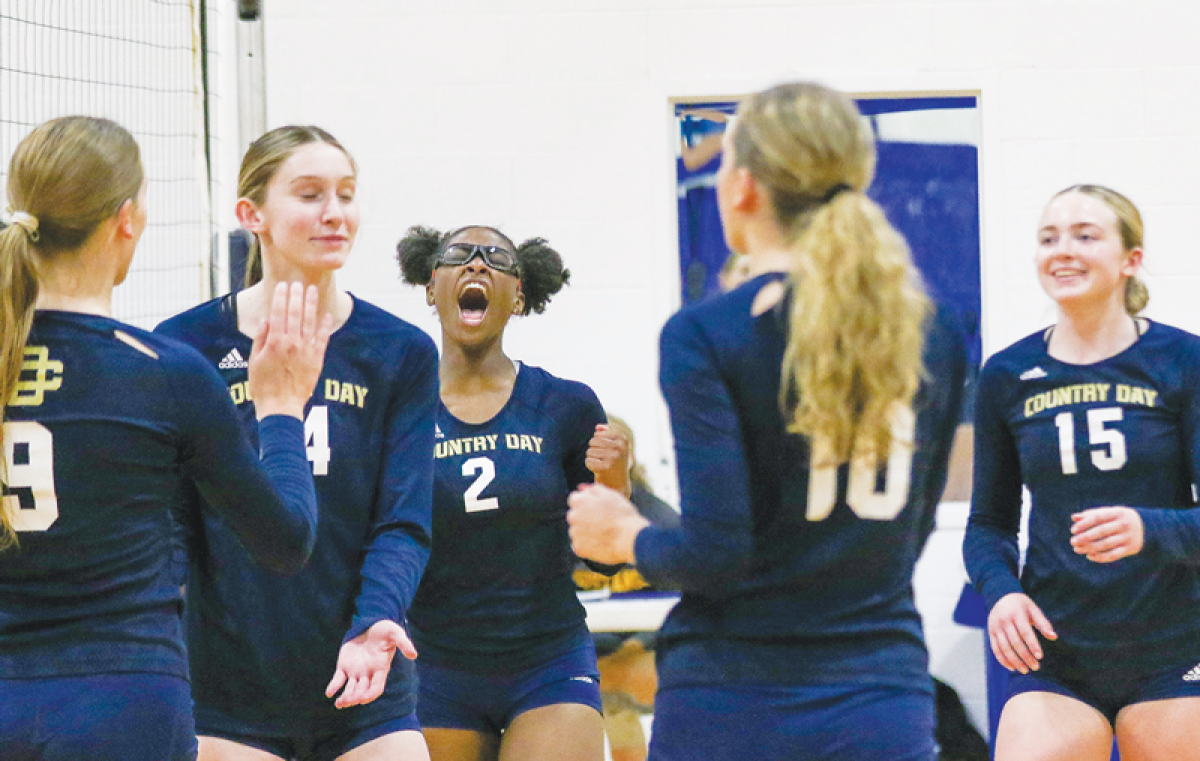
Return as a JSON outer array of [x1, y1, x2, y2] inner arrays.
[[397, 224, 628, 761], [158, 126, 438, 761], [965, 185, 1200, 761]]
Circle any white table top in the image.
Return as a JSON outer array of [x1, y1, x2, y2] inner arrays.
[[581, 592, 680, 633]]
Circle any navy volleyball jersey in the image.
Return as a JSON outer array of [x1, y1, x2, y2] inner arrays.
[[635, 273, 966, 691], [0, 311, 316, 680], [965, 321, 1200, 665], [407, 363, 605, 670], [156, 294, 437, 735]]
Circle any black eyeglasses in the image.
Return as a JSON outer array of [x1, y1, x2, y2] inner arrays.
[[435, 243, 520, 275]]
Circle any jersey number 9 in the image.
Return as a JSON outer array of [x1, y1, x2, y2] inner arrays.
[[2, 421, 59, 532]]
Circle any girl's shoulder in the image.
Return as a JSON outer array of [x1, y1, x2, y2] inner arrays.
[[508, 363, 602, 420]]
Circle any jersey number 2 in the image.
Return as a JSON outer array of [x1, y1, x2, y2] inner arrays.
[[462, 456, 499, 513], [806, 406, 915, 522], [2, 421, 59, 532]]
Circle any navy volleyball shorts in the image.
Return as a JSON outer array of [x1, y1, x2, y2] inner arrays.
[[199, 711, 421, 761], [649, 681, 937, 761], [417, 637, 602, 734], [0, 672, 197, 761], [1008, 649, 1200, 727]]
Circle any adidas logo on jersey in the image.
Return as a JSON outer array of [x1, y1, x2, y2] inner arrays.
[[1019, 366, 1047, 381], [435, 424, 445, 440], [1184, 664, 1200, 682], [218, 348, 248, 370]]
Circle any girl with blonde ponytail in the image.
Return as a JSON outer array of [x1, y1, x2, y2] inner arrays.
[[567, 82, 967, 760], [966, 185, 1200, 761], [0, 116, 328, 760]]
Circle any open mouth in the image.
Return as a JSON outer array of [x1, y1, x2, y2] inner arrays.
[[458, 283, 489, 326]]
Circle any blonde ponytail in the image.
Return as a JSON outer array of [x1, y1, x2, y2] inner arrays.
[[781, 192, 929, 463], [1124, 275, 1148, 316], [0, 225, 39, 549], [733, 82, 929, 465], [244, 237, 263, 288]]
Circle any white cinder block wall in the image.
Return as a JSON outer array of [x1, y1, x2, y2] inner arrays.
[[257, 0, 1200, 737]]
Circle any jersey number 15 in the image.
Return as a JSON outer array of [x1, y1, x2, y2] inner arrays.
[[1054, 407, 1126, 475]]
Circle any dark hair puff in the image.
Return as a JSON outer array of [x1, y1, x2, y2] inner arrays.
[[514, 237, 570, 315], [396, 225, 442, 285]]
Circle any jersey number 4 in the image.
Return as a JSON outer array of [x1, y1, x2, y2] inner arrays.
[[1054, 407, 1126, 475], [305, 406, 331, 476], [806, 406, 915, 522], [2, 421, 59, 532]]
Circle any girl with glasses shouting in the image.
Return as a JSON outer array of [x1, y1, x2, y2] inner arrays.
[[397, 224, 630, 761]]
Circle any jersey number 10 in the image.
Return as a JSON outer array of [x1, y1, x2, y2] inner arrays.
[[806, 405, 915, 522]]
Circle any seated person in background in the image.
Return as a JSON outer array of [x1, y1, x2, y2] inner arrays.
[[575, 414, 678, 761], [605, 414, 680, 533]]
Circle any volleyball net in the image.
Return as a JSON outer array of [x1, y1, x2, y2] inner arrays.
[[0, 0, 221, 328]]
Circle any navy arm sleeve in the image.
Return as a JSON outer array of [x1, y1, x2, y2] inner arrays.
[[343, 338, 438, 642], [168, 353, 318, 575], [563, 386, 604, 493], [563, 386, 622, 576], [634, 310, 755, 595], [1139, 508, 1200, 564], [963, 359, 1026, 610], [1135, 349, 1200, 564]]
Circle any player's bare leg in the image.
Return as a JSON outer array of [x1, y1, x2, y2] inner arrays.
[[994, 692, 1112, 761], [423, 727, 499, 761], [500, 703, 604, 761], [1115, 697, 1200, 761]]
